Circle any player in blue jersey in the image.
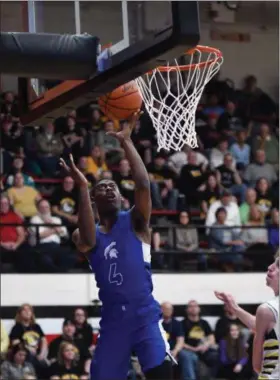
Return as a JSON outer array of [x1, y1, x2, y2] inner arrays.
[[60, 111, 173, 380]]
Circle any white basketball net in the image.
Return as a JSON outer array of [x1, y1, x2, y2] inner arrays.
[[135, 46, 223, 151]]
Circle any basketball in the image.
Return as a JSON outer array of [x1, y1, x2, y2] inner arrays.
[[98, 80, 142, 120]]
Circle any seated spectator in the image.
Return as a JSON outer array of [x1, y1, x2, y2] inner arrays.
[[48, 319, 91, 374], [239, 188, 257, 225], [9, 304, 48, 377], [218, 324, 248, 380], [215, 304, 247, 344], [7, 173, 41, 218], [0, 91, 19, 121], [77, 157, 96, 190], [206, 190, 241, 229], [209, 207, 244, 269], [178, 151, 209, 206], [35, 122, 64, 176], [161, 302, 185, 373], [0, 343, 36, 380], [73, 308, 94, 353], [0, 320, 9, 359], [243, 149, 278, 187], [210, 139, 235, 170], [167, 145, 208, 177], [229, 130, 251, 170], [268, 209, 279, 252], [216, 153, 246, 203], [255, 177, 276, 217], [242, 205, 268, 248], [237, 75, 277, 121], [113, 159, 135, 208], [202, 93, 224, 117], [88, 105, 104, 134], [62, 116, 85, 158], [251, 123, 279, 168], [51, 176, 78, 232], [200, 174, 221, 218], [48, 342, 89, 380], [96, 120, 124, 165], [86, 145, 108, 180], [1, 117, 24, 172], [197, 113, 221, 150], [29, 199, 76, 272], [216, 101, 243, 136], [4, 156, 35, 188], [0, 195, 31, 272], [147, 153, 178, 210], [168, 211, 199, 252], [131, 114, 155, 164], [181, 300, 218, 380]]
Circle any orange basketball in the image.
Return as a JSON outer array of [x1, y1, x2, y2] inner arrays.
[[98, 80, 142, 120]]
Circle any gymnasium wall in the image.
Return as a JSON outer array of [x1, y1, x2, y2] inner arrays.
[[1, 272, 273, 336]]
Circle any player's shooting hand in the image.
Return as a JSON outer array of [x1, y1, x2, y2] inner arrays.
[[59, 154, 88, 188], [214, 291, 239, 314], [106, 110, 143, 142]]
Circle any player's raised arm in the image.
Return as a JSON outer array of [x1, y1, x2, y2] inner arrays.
[[107, 111, 151, 226], [60, 155, 96, 252]]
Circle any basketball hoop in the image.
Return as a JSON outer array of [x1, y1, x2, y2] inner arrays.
[[135, 45, 223, 151]]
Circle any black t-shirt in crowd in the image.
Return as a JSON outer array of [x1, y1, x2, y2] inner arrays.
[[182, 318, 212, 347], [162, 318, 184, 351], [214, 316, 244, 343], [74, 323, 93, 350], [200, 187, 221, 207], [51, 188, 78, 215], [0, 129, 24, 154], [179, 164, 208, 196], [48, 361, 85, 379], [256, 190, 275, 215], [113, 172, 135, 205], [146, 163, 174, 181], [216, 165, 235, 188], [48, 335, 91, 364], [9, 322, 45, 354]]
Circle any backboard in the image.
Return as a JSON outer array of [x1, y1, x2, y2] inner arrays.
[[17, 1, 200, 125]]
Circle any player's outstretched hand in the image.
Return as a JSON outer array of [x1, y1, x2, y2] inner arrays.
[[106, 109, 143, 142], [214, 291, 239, 314], [60, 154, 88, 188]]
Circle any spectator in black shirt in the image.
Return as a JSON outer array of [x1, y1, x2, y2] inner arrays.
[[51, 176, 78, 232], [161, 302, 184, 357], [179, 151, 208, 206], [73, 308, 94, 353], [181, 300, 218, 379], [0, 91, 19, 121], [77, 156, 96, 191], [113, 159, 135, 207], [255, 177, 276, 217], [215, 304, 246, 344], [48, 319, 91, 373], [62, 116, 85, 158], [9, 304, 48, 377], [147, 153, 178, 210], [216, 153, 247, 203], [216, 101, 243, 135], [200, 174, 221, 218], [48, 341, 89, 380], [1, 118, 24, 173]]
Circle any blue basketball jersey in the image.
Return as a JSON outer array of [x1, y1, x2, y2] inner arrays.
[[89, 210, 156, 310]]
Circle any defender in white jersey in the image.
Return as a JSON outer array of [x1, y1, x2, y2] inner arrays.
[[215, 256, 279, 379]]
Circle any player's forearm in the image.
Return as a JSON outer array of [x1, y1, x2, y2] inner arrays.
[[235, 306, 256, 331], [121, 138, 150, 188], [78, 186, 96, 247]]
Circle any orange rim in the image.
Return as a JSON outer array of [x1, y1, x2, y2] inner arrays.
[[145, 45, 223, 74]]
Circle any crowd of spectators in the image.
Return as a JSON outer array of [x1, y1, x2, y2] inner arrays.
[[0, 301, 256, 380], [0, 73, 279, 273]]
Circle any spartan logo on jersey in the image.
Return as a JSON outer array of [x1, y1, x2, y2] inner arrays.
[[104, 242, 119, 260]]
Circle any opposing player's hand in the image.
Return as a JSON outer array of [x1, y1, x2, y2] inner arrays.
[[214, 291, 239, 314], [106, 110, 143, 142], [60, 154, 88, 188]]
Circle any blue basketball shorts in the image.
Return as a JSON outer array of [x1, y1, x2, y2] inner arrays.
[[90, 305, 170, 380]]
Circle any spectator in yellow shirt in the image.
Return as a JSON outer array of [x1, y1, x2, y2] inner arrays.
[[7, 173, 41, 218], [86, 146, 108, 180], [0, 320, 9, 358]]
